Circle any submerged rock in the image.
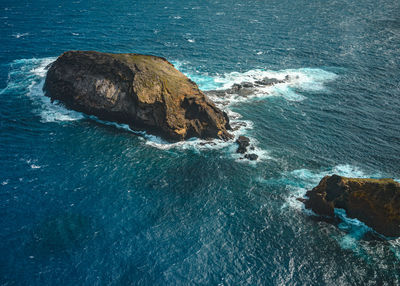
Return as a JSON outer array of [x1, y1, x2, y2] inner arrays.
[[204, 76, 290, 99], [43, 51, 232, 141], [30, 213, 91, 254], [302, 175, 400, 237], [241, 82, 254, 88]]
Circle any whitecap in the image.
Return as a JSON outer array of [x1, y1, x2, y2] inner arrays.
[[22, 159, 41, 169], [288, 164, 380, 185], [211, 68, 337, 102], [30, 57, 55, 77], [173, 62, 337, 105], [12, 32, 29, 38]]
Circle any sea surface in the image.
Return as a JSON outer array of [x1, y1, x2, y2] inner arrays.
[[1, 0, 400, 285]]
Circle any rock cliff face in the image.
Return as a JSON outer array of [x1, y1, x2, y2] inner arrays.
[[43, 51, 232, 141], [303, 175, 400, 237]]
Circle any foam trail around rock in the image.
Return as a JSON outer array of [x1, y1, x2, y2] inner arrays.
[[3, 58, 337, 162], [259, 164, 397, 255], [173, 61, 338, 104], [2, 58, 270, 161], [3, 58, 84, 123]]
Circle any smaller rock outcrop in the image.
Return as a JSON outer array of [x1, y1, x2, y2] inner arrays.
[[204, 76, 290, 99], [235, 135, 258, 160], [255, 77, 283, 86], [244, 153, 258, 161], [236, 136, 250, 154], [302, 175, 400, 237]]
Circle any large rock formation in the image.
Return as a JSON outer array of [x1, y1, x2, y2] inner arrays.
[[302, 175, 400, 237], [43, 51, 232, 141]]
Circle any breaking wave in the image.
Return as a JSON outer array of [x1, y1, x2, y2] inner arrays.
[[173, 61, 338, 103]]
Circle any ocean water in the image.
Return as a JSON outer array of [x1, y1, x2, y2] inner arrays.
[[1, 0, 400, 285]]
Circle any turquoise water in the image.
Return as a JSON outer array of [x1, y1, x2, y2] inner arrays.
[[1, 0, 400, 285]]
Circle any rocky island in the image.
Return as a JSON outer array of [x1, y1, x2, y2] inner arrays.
[[43, 51, 232, 141], [301, 175, 400, 237]]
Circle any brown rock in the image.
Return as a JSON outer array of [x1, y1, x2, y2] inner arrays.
[[43, 51, 232, 141], [303, 174, 400, 237]]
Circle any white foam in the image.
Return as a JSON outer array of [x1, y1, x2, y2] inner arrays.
[[170, 62, 338, 160], [212, 68, 337, 103], [388, 238, 400, 260], [4, 57, 84, 123], [22, 159, 41, 169], [288, 164, 380, 186], [281, 186, 308, 211], [173, 62, 338, 104], [29, 80, 84, 122], [12, 32, 29, 38], [30, 57, 55, 77]]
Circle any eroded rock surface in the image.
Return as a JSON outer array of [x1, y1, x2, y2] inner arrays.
[[302, 175, 400, 237], [44, 51, 232, 141]]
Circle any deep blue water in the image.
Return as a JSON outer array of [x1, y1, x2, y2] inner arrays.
[[1, 0, 400, 285]]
